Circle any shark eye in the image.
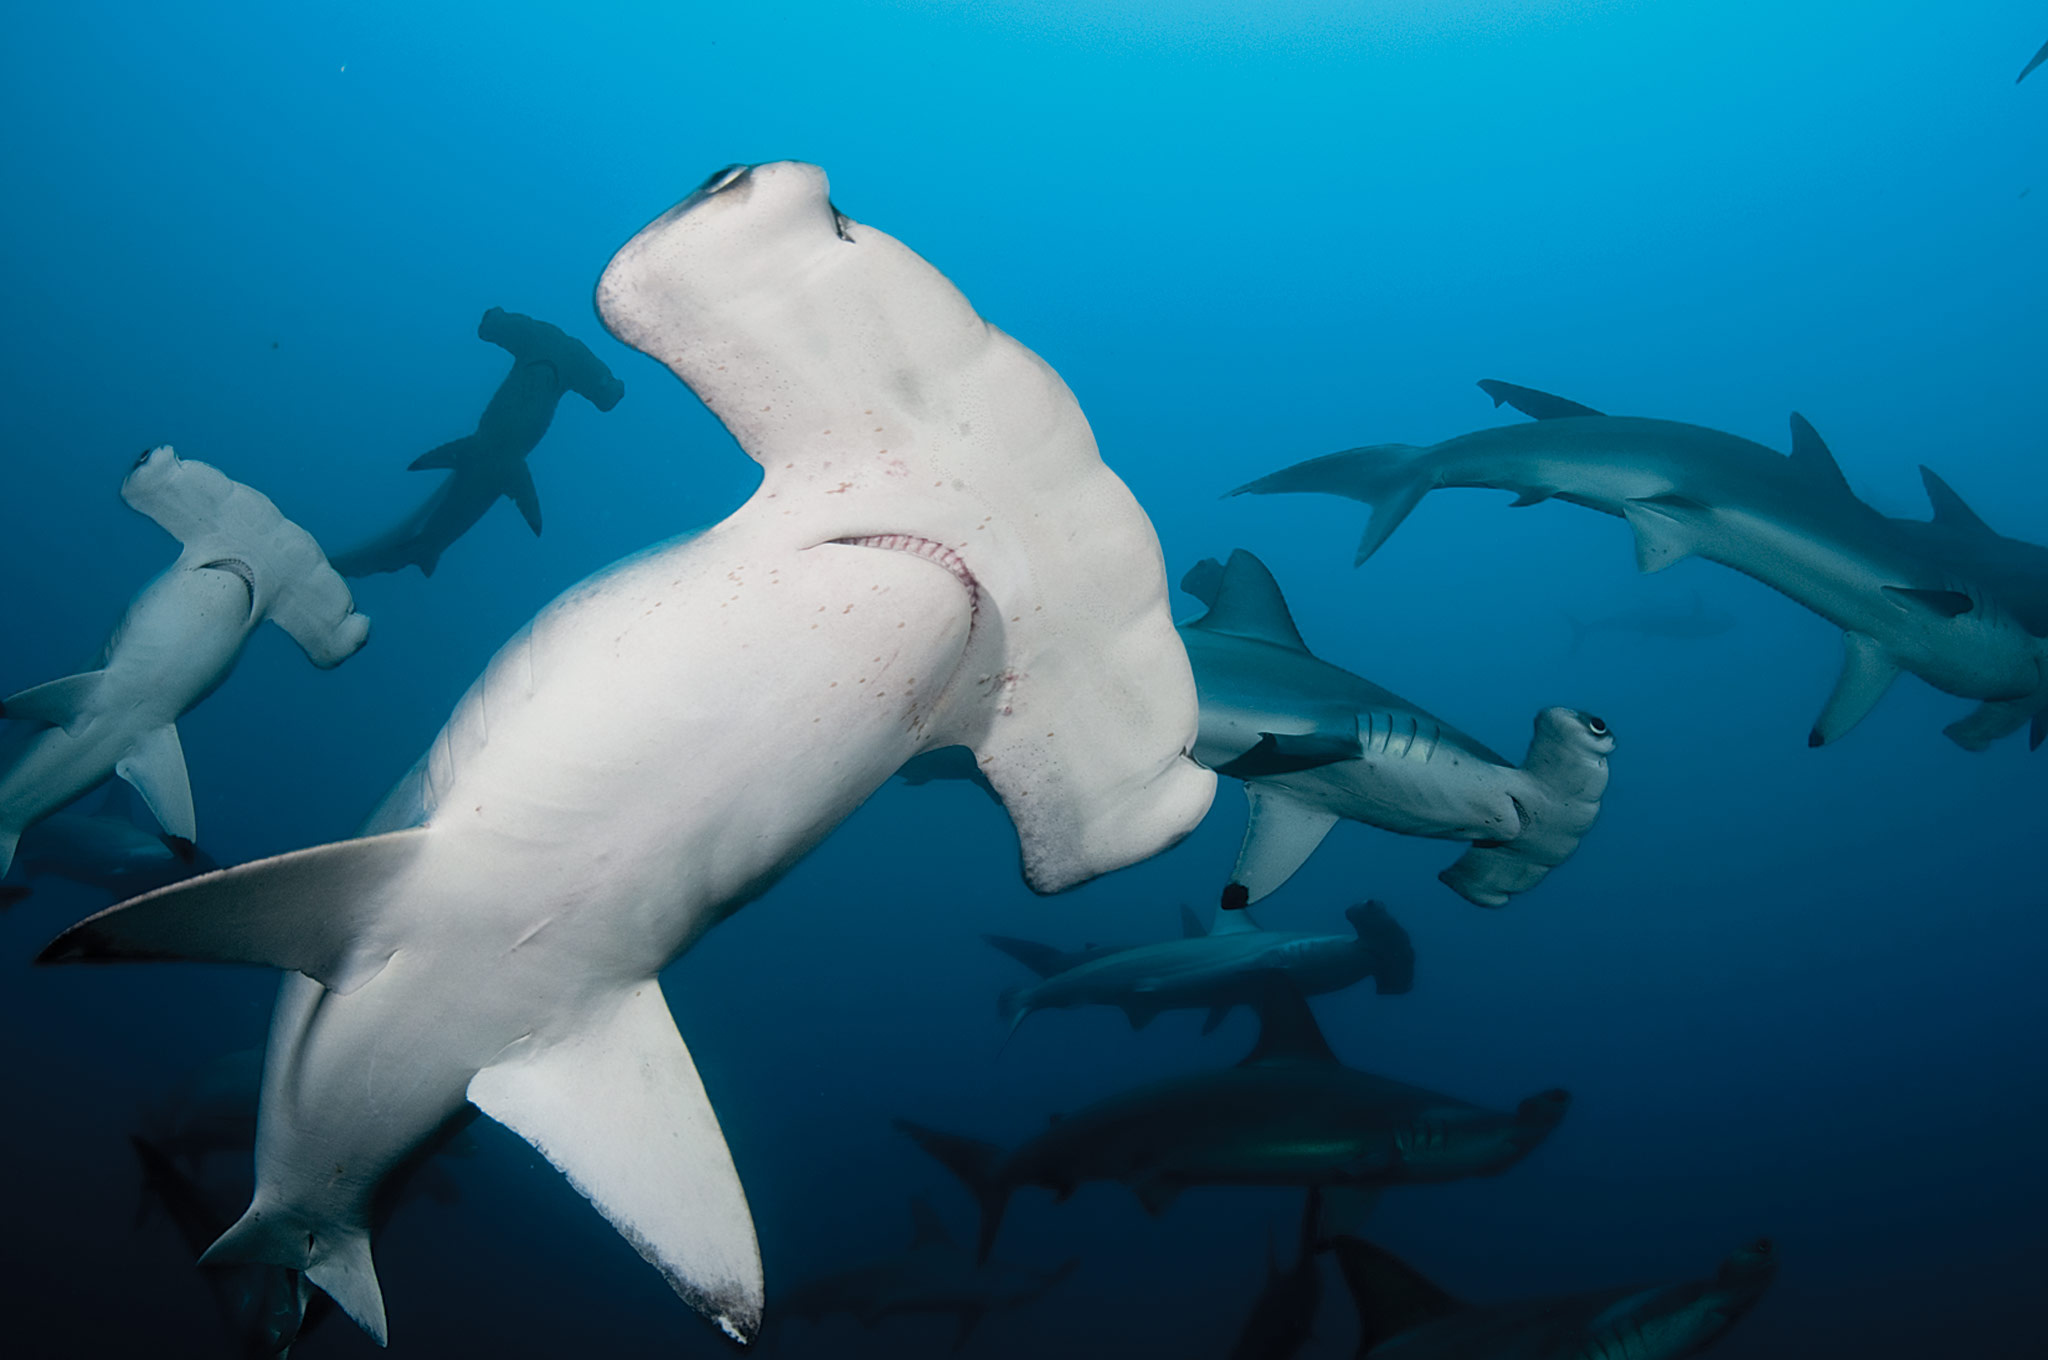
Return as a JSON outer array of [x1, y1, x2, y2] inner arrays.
[[698, 163, 749, 195], [1583, 714, 1608, 736], [134, 447, 154, 467], [830, 202, 854, 242]]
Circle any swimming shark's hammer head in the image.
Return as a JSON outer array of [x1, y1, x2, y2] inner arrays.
[[595, 162, 1213, 892]]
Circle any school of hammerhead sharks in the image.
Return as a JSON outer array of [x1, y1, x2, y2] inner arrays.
[[4, 157, 2047, 1358]]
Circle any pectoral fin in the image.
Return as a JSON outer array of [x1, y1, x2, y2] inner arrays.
[[1620, 495, 1707, 573], [1231, 786, 1340, 903], [1215, 724, 1361, 778], [407, 437, 475, 472], [116, 725, 196, 843], [1, 671, 107, 733], [504, 461, 543, 536], [467, 983, 763, 1344], [38, 829, 428, 995], [1810, 632, 1899, 746]]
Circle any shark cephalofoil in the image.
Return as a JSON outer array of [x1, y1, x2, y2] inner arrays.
[[1234, 381, 2048, 750], [898, 979, 1569, 1261]]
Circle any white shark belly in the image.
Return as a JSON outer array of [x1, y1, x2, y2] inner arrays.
[[0, 570, 249, 837], [246, 529, 978, 1239], [1692, 507, 2039, 701], [1295, 741, 1521, 842]]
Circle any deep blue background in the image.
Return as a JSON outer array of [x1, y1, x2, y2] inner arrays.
[[3, 2, 2044, 1355]]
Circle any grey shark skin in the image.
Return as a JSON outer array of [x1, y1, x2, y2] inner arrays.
[[1562, 593, 1734, 654], [1335, 1236, 1776, 1359], [1233, 380, 2048, 750], [774, 1197, 1077, 1351], [0, 449, 368, 875], [1226, 1189, 1322, 1360], [39, 161, 1211, 1346], [992, 898, 1414, 1037], [899, 980, 1569, 1262], [331, 308, 624, 578], [1182, 550, 1612, 906], [2, 783, 215, 907]]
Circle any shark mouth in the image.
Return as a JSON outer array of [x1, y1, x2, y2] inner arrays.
[[832, 534, 981, 615]]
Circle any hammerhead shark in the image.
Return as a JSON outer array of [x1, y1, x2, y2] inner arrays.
[[331, 308, 624, 578], [774, 1197, 1077, 1352], [899, 979, 1569, 1262], [1332, 1235, 1776, 1358], [1181, 549, 1612, 906], [0, 449, 368, 876], [0, 782, 215, 909], [39, 160, 1212, 1346], [988, 896, 1414, 1036], [1234, 380, 2048, 750]]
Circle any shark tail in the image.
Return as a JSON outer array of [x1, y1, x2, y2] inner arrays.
[[1346, 901, 1414, 995], [996, 983, 1036, 1037], [894, 1120, 1012, 1264], [1229, 445, 1432, 566], [204, 1197, 388, 1346], [1439, 708, 1612, 908]]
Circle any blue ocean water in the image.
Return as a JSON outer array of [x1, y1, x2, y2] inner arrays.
[[2, 1, 2044, 1355]]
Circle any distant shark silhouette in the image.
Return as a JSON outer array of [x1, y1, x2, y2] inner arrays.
[[1234, 380, 2048, 751], [0, 782, 215, 910], [1181, 550, 1612, 906], [988, 896, 1413, 1037], [1226, 1188, 1322, 1360], [130, 1134, 326, 1358], [1332, 1235, 1776, 1358], [1562, 592, 1735, 654], [2021, 39, 2048, 84], [40, 161, 1211, 1346], [899, 978, 1568, 1262], [774, 1196, 1077, 1352], [0, 449, 367, 876], [331, 308, 624, 578]]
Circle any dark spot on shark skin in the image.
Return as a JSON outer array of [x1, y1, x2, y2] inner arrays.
[[1221, 882, 1251, 912], [162, 835, 198, 865]]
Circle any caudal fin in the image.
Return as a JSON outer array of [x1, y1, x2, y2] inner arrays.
[[1229, 446, 1432, 566], [894, 1120, 1012, 1263], [1439, 708, 1613, 907], [1346, 901, 1414, 995]]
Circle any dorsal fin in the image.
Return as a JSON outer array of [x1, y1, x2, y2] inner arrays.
[[1919, 466, 1996, 538], [1787, 414, 1853, 497], [1325, 1238, 1464, 1352], [1476, 379, 1604, 420], [1180, 557, 1226, 609], [1238, 974, 1337, 1067], [1179, 904, 1206, 939], [907, 1196, 953, 1250], [1184, 550, 1311, 653]]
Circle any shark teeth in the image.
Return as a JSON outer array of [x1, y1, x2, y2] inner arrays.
[[833, 535, 980, 613]]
